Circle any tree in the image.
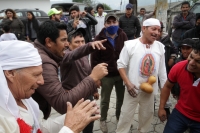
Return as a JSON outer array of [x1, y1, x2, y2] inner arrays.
[[102, 3, 112, 10], [73, 0, 83, 2]]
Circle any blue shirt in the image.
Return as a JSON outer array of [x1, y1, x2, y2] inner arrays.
[[105, 30, 118, 47]]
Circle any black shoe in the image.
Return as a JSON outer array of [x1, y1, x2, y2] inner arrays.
[[164, 108, 171, 119]]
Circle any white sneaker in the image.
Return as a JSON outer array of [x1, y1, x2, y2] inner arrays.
[[100, 120, 108, 133]]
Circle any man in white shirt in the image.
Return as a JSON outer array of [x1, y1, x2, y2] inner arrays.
[[95, 4, 107, 35], [116, 18, 167, 133], [0, 25, 17, 41]]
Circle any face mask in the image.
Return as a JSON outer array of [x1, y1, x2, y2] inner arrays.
[[196, 25, 200, 32], [106, 25, 119, 35]]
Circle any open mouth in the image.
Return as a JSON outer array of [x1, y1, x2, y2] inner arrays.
[[151, 34, 157, 39]]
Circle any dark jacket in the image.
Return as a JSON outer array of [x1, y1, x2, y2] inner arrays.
[[171, 55, 185, 97], [61, 43, 95, 90], [160, 34, 177, 74], [26, 19, 40, 39], [119, 14, 141, 38], [32, 40, 98, 119], [172, 12, 196, 43], [182, 27, 200, 40], [67, 13, 97, 42], [1, 18, 25, 40], [91, 28, 128, 77]]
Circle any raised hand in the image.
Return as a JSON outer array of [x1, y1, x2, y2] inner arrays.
[[64, 99, 100, 133], [91, 39, 107, 50]]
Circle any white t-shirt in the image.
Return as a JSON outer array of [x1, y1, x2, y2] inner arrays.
[[117, 38, 167, 94], [95, 12, 107, 35], [0, 33, 17, 41]]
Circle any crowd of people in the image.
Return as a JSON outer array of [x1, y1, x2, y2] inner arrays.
[[0, 1, 200, 133]]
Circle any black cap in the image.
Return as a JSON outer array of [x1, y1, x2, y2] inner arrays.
[[104, 13, 119, 23], [180, 38, 195, 48], [68, 28, 86, 38]]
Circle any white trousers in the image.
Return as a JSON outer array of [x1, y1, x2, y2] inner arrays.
[[116, 89, 154, 133]]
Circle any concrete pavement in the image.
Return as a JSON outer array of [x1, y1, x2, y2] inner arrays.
[[93, 88, 177, 133]]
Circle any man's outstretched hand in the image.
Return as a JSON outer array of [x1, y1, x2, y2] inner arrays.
[[91, 39, 107, 50]]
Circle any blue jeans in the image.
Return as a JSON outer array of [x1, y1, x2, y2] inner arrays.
[[164, 108, 200, 133]]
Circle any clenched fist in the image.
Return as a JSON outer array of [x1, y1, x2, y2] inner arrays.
[[90, 63, 108, 82]]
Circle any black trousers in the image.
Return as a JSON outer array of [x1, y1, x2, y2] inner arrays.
[[83, 121, 94, 133], [83, 95, 94, 133]]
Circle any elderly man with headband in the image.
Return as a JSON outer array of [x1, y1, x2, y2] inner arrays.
[[0, 41, 100, 133], [116, 18, 167, 133]]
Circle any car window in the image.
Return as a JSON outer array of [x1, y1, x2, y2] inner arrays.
[[190, 3, 200, 14], [32, 11, 42, 17], [16, 12, 23, 17], [0, 12, 4, 17]]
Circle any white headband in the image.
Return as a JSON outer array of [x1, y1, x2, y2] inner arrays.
[[0, 40, 41, 119], [143, 18, 161, 27]]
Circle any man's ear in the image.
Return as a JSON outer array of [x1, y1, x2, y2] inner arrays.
[[45, 37, 53, 48], [141, 26, 145, 33], [4, 70, 16, 83]]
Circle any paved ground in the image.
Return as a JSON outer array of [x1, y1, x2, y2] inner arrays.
[[93, 88, 177, 133]]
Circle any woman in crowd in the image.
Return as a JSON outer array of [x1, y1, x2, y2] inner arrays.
[[0, 9, 25, 40], [26, 11, 40, 42], [86, 6, 96, 40]]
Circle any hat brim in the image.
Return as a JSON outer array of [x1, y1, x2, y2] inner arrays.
[[48, 11, 61, 16], [180, 44, 192, 47], [104, 15, 118, 23], [68, 28, 86, 38]]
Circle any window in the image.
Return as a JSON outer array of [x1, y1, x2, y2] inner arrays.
[[16, 12, 23, 17], [190, 3, 200, 14], [32, 12, 42, 17], [0, 12, 4, 17]]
